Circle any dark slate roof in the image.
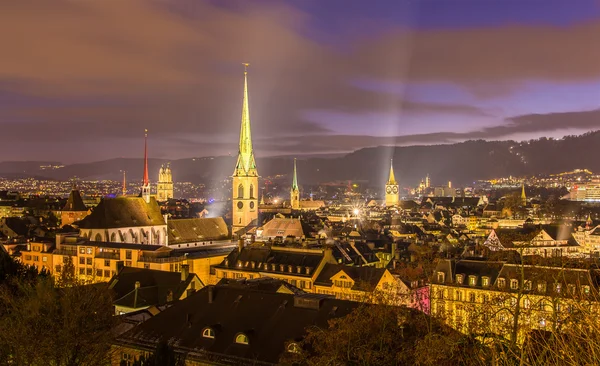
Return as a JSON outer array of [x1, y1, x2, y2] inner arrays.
[[115, 285, 360, 364], [108, 267, 198, 309], [168, 218, 229, 244], [496, 264, 594, 294], [434, 259, 505, 287], [62, 189, 87, 212], [216, 278, 305, 295], [214, 245, 326, 277], [315, 263, 386, 290], [77, 197, 165, 229]]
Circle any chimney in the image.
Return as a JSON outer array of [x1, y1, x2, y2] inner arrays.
[[181, 264, 190, 282], [208, 286, 214, 304], [238, 238, 245, 252]]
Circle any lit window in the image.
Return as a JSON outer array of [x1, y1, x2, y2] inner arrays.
[[538, 281, 547, 293], [482, 277, 489, 287], [523, 298, 531, 309], [202, 328, 215, 339], [235, 333, 249, 345], [497, 278, 506, 288], [583, 285, 591, 295], [468, 276, 477, 286], [524, 280, 532, 291], [510, 279, 518, 290], [455, 275, 463, 284], [437, 272, 445, 283], [287, 343, 301, 354], [555, 283, 562, 293]]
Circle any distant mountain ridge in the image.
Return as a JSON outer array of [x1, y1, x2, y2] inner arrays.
[[2, 131, 600, 188]]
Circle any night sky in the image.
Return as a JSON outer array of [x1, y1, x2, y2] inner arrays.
[[1, 0, 600, 163]]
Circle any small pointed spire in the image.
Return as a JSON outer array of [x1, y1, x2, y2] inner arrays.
[[292, 158, 299, 191], [521, 182, 526, 204], [387, 159, 396, 185], [235, 63, 257, 175], [143, 129, 149, 186], [122, 171, 127, 196]]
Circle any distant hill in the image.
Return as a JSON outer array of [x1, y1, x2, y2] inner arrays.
[[2, 131, 600, 187]]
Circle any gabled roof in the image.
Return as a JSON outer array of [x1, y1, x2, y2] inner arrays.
[[116, 285, 360, 364], [77, 197, 165, 229], [168, 218, 229, 244], [62, 189, 87, 212], [314, 263, 388, 290], [259, 217, 305, 238], [108, 267, 199, 309]]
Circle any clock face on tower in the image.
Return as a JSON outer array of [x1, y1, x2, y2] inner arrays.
[[392, 186, 398, 194], [237, 201, 243, 209], [386, 186, 392, 194]]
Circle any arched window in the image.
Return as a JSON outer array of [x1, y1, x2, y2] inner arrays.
[[287, 343, 301, 353], [110, 233, 117, 242], [94, 233, 102, 242], [202, 327, 215, 339], [238, 184, 244, 199], [235, 333, 249, 345], [249, 184, 254, 199]]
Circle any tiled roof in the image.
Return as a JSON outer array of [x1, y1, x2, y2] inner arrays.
[[62, 189, 87, 212], [77, 197, 164, 229], [259, 218, 305, 238], [315, 263, 387, 290], [108, 267, 198, 309], [115, 284, 360, 364], [168, 218, 229, 244]]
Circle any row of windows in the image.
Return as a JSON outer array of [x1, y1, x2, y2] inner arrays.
[[24, 255, 47, 262], [76, 268, 115, 278]]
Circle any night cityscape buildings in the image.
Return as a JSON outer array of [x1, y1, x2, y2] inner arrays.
[[3, 1, 600, 365]]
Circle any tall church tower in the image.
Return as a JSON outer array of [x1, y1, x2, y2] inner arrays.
[[290, 158, 300, 210], [157, 163, 174, 201], [232, 64, 258, 236], [385, 159, 399, 207], [521, 182, 527, 206], [141, 130, 151, 204]]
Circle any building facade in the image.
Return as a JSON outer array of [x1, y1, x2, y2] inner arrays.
[[232, 66, 258, 236], [156, 163, 174, 201], [385, 160, 399, 207]]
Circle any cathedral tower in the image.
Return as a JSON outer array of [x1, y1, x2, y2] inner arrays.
[[521, 182, 527, 206], [232, 64, 258, 236], [141, 130, 151, 204], [157, 163, 174, 201], [385, 159, 399, 207], [290, 158, 300, 210]]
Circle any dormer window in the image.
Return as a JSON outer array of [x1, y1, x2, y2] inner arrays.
[[482, 277, 490, 287], [437, 272, 445, 283], [202, 328, 215, 339], [524, 280, 532, 291], [538, 281, 547, 293], [468, 276, 477, 286], [287, 343, 301, 354], [497, 278, 506, 288], [583, 285, 591, 295], [555, 283, 562, 294], [455, 274, 463, 285], [510, 279, 518, 290], [235, 333, 249, 345]]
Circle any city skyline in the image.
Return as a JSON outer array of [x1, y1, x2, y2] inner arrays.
[[1, 0, 600, 163]]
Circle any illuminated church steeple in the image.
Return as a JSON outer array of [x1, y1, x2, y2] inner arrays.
[[232, 64, 259, 236], [521, 182, 527, 206], [290, 158, 300, 210], [141, 129, 151, 203], [385, 159, 399, 207]]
